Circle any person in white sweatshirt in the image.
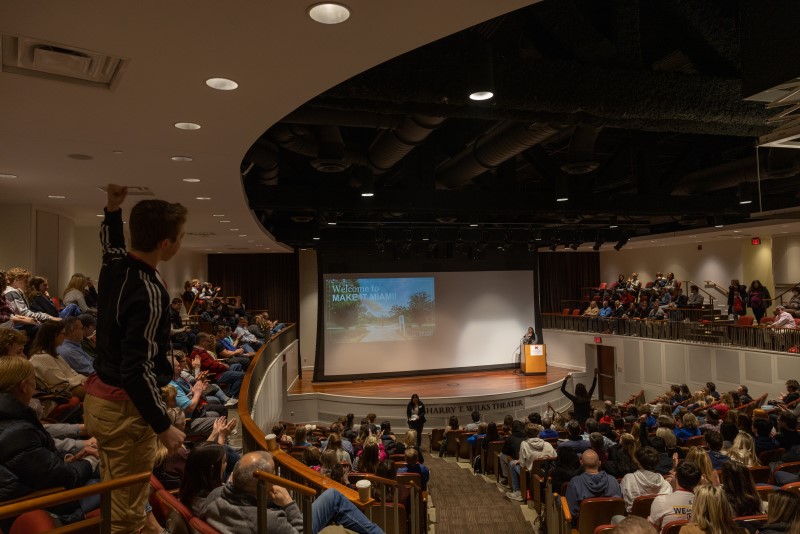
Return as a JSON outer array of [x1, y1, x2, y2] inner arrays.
[[506, 423, 556, 501], [619, 446, 673, 513]]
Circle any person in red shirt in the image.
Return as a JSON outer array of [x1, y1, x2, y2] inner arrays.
[[190, 333, 245, 398]]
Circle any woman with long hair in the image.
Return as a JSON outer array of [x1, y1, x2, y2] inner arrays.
[[62, 273, 94, 314], [354, 437, 381, 474], [760, 490, 800, 534], [29, 320, 86, 399], [560, 368, 599, 424], [26, 276, 59, 317], [602, 433, 639, 478], [720, 460, 764, 517], [685, 447, 719, 486], [583, 301, 600, 316], [728, 279, 747, 319], [326, 432, 352, 467], [406, 393, 426, 449], [747, 279, 772, 325], [727, 431, 760, 467], [675, 413, 701, 443], [439, 415, 460, 457], [679, 485, 745, 534], [179, 442, 227, 515]]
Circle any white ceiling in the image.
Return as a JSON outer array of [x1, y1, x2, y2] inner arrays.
[[0, 1, 534, 253]]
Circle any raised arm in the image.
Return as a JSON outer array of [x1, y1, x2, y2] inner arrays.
[[561, 374, 577, 402], [587, 369, 598, 398]]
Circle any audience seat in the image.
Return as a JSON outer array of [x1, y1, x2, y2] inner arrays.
[[598, 283, 607, 291], [429, 428, 445, 453], [594, 526, 615, 534], [684, 435, 705, 448], [189, 517, 223, 534], [519, 458, 548, 507], [484, 440, 505, 479], [562, 308, 570, 315], [153, 490, 194, 534], [737, 316, 755, 326], [735, 514, 768, 525], [455, 432, 475, 462], [560, 496, 626, 534], [445, 430, 470, 458], [396, 472, 425, 533], [571, 309, 581, 316], [629, 494, 656, 518], [8, 510, 56, 534], [371, 503, 408, 534], [749, 466, 771, 485], [757, 448, 785, 467], [781, 481, 800, 495], [760, 316, 775, 325], [756, 485, 774, 502], [661, 519, 689, 534], [770, 462, 800, 485]]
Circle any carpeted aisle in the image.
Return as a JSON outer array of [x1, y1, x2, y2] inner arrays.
[[425, 452, 535, 534]]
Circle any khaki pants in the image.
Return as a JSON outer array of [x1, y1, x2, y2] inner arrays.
[[84, 394, 156, 534]]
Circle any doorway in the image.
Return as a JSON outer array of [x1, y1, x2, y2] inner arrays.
[[596, 346, 615, 402]]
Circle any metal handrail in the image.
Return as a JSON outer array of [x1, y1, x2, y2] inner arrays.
[[686, 280, 716, 309], [704, 280, 730, 299], [774, 282, 800, 305]]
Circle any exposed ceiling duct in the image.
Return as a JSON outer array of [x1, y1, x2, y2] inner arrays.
[[561, 125, 600, 174], [310, 126, 350, 173], [242, 140, 279, 185], [672, 149, 800, 195], [368, 113, 445, 173], [436, 122, 563, 188]]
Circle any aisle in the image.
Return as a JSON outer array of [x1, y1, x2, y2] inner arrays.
[[425, 451, 536, 534]]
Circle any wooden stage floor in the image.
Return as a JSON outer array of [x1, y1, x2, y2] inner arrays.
[[289, 366, 572, 399]]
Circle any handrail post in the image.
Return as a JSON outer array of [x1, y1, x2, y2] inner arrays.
[[257, 479, 269, 533], [100, 489, 112, 534]]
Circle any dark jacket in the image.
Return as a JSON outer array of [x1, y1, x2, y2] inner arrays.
[[561, 375, 597, 423], [707, 450, 731, 469], [29, 294, 59, 317], [94, 208, 173, 434], [777, 430, 800, 452], [502, 429, 527, 460], [0, 393, 93, 502], [754, 434, 781, 456], [406, 401, 426, 424]]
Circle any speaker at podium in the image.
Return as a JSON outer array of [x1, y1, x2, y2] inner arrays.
[[521, 343, 547, 375]]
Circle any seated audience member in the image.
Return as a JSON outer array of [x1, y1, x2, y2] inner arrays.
[[29, 319, 86, 400], [685, 447, 719, 486], [753, 417, 781, 455], [787, 287, 800, 318], [566, 449, 622, 522], [0, 357, 98, 526], [550, 446, 582, 492], [648, 300, 665, 319], [583, 301, 600, 316], [720, 422, 740, 450], [190, 332, 245, 400], [398, 448, 430, 491], [354, 437, 383, 473], [169, 298, 195, 352], [775, 411, 800, 451], [649, 461, 701, 530], [737, 384, 753, 406], [612, 300, 626, 318], [0, 328, 27, 358], [202, 451, 382, 534], [603, 433, 639, 478], [710, 393, 734, 419], [760, 490, 800, 534], [540, 416, 558, 439], [699, 409, 721, 434], [214, 325, 252, 368], [26, 276, 59, 317], [771, 305, 798, 329], [558, 420, 592, 454], [727, 431, 760, 467], [439, 415, 461, 457], [506, 423, 556, 501], [62, 273, 96, 314], [465, 410, 481, 431], [180, 442, 228, 516], [704, 382, 720, 401], [620, 446, 672, 513], [720, 460, 765, 517], [322, 422, 355, 457], [599, 301, 613, 318], [303, 447, 322, 471], [687, 285, 704, 307], [674, 413, 701, 443], [672, 288, 688, 308], [167, 358, 226, 439], [682, 485, 746, 534], [4, 267, 59, 324], [293, 426, 312, 448], [77, 313, 97, 359], [234, 317, 262, 349], [56, 317, 95, 376], [498, 419, 526, 487], [326, 432, 353, 467], [620, 289, 635, 306]]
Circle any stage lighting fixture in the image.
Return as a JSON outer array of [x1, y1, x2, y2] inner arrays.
[[549, 243, 557, 252], [592, 240, 602, 251], [312, 228, 320, 241], [555, 177, 568, 202], [467, 40, 494, 101], [570, 243, 579, 251], [614, 235, 629, 251], [533, 229, 542, 241], [738, 182, 753, 205]]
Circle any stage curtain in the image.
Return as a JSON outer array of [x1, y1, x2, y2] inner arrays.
[[538, 252, 599, 313], [207, 252, 299, 322]]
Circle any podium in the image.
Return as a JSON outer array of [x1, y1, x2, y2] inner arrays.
[[521, 344, 547, 375]]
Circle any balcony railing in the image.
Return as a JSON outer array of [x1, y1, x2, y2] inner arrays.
[[542, 314, 800, 352]]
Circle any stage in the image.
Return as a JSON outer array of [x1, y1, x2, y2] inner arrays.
[[290, 366, 572, 399], [285, 365, 579, 427]]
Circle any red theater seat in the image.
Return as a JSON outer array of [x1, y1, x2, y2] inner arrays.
[[737, 316, 755, 326]]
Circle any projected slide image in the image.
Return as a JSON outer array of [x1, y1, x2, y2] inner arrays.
[[325, 277, 435, 343]]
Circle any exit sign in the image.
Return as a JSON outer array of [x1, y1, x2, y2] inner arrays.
[[594, 336, 602, 343], [752, 237, 761, 245]]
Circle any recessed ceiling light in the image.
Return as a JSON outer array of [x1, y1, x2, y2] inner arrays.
[[171, 156, 193, 162], [96, 214, 103, 217], [469, 91, 494, 101], [182, 178, 200, 183], [219, 220, 230, 223], [229, 228, 239, 231], [174, 122, 201, 130], [217, 252, 222, 254], [111, 150, 123, 155], [469, 224, 479, 227], [48, 195, 66, 199], [556, 197, 568, 202], [195, 196, 211, 200], [247, 240, 254, 243], [0, 173, 18, 179], [67, 154, 93, 160], [361, 192, 374, 197], [308, 3, 351, 24], [327, 222, 337, 226], [609, 224, 618, 229], [205, 248, 212, 251], [213, 214, 225, 217], [238, 234, 247, 237], [733, 230, 740, 233], [206, 78, 239, 91]]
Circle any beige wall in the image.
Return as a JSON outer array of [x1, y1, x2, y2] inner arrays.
[[0, 204, 35, 272], [298, 249, 318, 370], [73, 225, 102, 286], [157, 249, 208, 301], [741, 236, 775, 300], [772, 235, 800, 287]]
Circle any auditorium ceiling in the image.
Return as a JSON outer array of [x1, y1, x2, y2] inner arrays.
[[243, 1, 800, 252]]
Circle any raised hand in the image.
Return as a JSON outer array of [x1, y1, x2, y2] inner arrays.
[[106, 184, 128, 212]]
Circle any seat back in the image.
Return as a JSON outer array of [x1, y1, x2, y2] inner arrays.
[[156, 490, 194, 534], [594, 526, 615, 534], [486, 440, 505, 481], [760, 316, 775, 325], [576, 497, 626, 534], [781, 481, 800, 495], [661, 519, 689, 534], [456, 432, 475, 462], [189, 516, 224, 534], [396, 472, 424, 533], [446, 430, 469, 457], [562, 308, 570, 315], [9, 510, 56, 534], [758, 448, 785, 466], [598, 283, 607, 290], [371, 503, 408, 534], [738, 316, 755, 326], [429, 428, 445, 453], [735, 514, 768, 525], [756, 485, 774, 502], [749, 465, 771, 485], [572, 309, 581, 316], [684, 435, 705, 448], [630, 494, 657, 518]]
